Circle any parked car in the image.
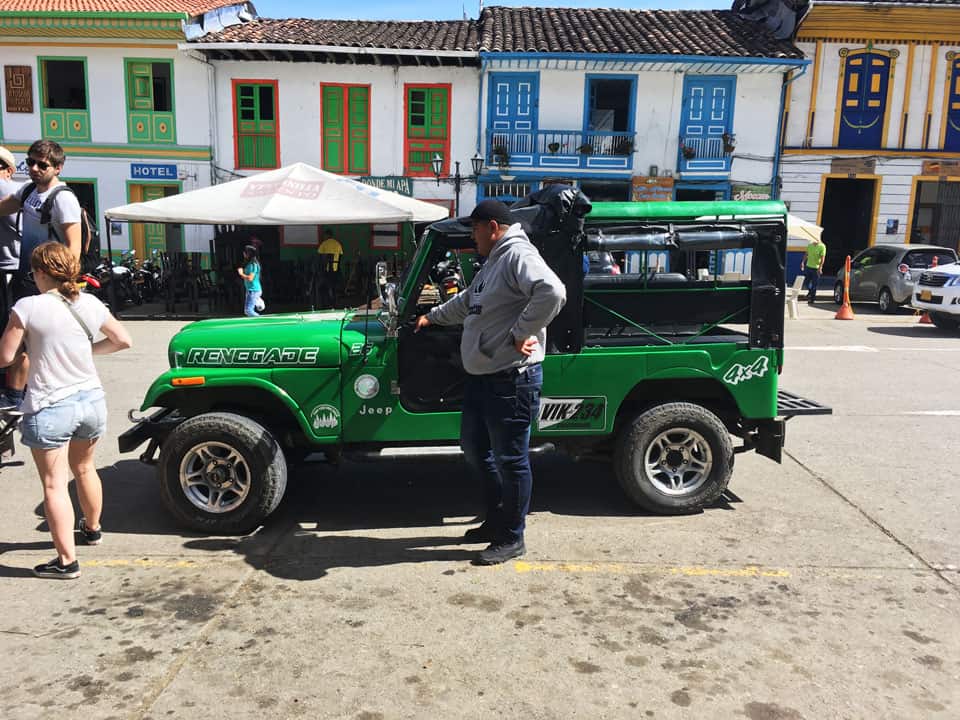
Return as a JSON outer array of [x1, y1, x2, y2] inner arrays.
[[911, 260, 960, 330], [833, 244, 959, 313], [586, 250, 620, 274]]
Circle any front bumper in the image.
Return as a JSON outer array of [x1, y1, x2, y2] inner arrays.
[[911, 287, 960, 314], [117, 408, 183, 460]]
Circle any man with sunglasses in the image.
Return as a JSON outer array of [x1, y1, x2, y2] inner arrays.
[[0, 140, 81, 409]]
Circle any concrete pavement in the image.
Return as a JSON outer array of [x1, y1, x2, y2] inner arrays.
[[0, 314, 956, 719]]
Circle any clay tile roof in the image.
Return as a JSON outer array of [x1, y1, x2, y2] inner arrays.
[[816, 0, 959, 4], [480, 6, 804, 59], [0, 0, 240, 13], [193, 17, 480, 51]]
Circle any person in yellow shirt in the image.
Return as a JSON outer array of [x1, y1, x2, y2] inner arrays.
[[317, 228, 343, 271], [800, 237, 826, 305], [316, 228, 344, 308]]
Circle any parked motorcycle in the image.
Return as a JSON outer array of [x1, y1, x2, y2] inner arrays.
[[429, 251, 465, 299], [137, 250, 163, 302]]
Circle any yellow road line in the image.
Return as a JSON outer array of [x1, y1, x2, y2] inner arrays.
[[80, 558, 203, 569], [511, 561, 790, 578]]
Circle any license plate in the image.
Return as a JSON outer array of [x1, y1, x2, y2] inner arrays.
[[920, 290, 932, 301]]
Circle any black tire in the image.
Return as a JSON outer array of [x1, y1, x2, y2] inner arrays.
[[613, 402, 734, 514], [833, 282, 844, 305], [930, 312, 960, 331], [878, 287, 896, 314], [158, 412, 287, 534]]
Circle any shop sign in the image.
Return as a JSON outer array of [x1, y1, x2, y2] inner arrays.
[[4, 66, 33, 113], [831, 157, 875, 175], [732, 183, 772, 201], [631, 176, 674, 202], [131, 163, 178, 180], [921, 160, 960, 176], [358, 176, 413, 196]]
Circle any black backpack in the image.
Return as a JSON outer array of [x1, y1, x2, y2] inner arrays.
[[17, 183, 101, 273]]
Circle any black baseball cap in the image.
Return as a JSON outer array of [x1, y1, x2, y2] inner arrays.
[[459, 199, 515, 227]]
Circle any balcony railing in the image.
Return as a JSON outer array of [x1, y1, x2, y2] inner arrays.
[[487, 129, 635, 171], [678, 136, 731, 176]]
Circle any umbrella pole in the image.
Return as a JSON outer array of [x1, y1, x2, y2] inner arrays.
[[104, 214, 119, 317]]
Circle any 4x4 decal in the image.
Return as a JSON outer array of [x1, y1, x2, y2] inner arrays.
[[723, 357, 770, 386]]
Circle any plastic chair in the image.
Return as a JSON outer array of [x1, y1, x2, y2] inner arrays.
[[785, 274, 805, 319]]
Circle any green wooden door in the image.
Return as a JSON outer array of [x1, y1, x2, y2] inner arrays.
[[406, 86, 449, 175], [143, 185, 168, 255], [236, 83, 277, 169], [322, 86, 346, 173], [347, 86, 369, 174], [322, 86, 369, 174], [126, 61, 175, 144]]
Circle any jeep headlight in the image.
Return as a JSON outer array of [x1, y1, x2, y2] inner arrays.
[[946, 276, 960, 287]]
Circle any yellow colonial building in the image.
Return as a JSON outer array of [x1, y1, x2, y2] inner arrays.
[[780, 0, 960, 276]]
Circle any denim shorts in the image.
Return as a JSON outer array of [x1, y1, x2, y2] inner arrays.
[[20, 388, 107, 450]]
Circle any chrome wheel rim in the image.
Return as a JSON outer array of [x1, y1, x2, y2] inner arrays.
[[643, 428, 713, 496], [834, 285, 843, 304], [879, 290, 891, 311], [179, 441, 251, 514]]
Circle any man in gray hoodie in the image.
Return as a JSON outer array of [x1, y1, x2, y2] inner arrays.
[[415, 199, 566, 564]]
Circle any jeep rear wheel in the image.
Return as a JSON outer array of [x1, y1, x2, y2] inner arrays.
[[613, 402, 733, 514], [158, 412, 287, 534]]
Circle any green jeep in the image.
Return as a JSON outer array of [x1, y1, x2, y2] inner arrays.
[[119, 197, 830, 534]]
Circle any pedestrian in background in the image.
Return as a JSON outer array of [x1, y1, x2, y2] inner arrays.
[[415, 200, 566, 565], [0, 145, 22, 332], [238, 244, 263, 316], [0, 140, 82, 409], [0, 241, 132, 579], [801, 235, 827, 305]]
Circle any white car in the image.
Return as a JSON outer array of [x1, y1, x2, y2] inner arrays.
[[911, 261, 960, 330]]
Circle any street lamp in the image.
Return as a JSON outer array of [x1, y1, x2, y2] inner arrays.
[[432, 152, 484, 217]]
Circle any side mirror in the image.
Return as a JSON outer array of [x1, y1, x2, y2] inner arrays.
[[375, 261, 398, 335]]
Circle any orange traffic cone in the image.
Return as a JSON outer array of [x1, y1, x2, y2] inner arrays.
[[835, 254, 855, 320], [918, 255, 938, 324]]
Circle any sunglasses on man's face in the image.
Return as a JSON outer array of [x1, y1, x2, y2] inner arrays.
[[25, 157, 51, 171], [0, 162, 9, 171]]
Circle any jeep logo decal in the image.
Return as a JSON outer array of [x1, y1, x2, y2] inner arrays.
[[185, 347, 320, 367]]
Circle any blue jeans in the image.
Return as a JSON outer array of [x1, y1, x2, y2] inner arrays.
[[460, 364, 542, 544], [803, 268, 820, 301], [244, 290, 262, 317]]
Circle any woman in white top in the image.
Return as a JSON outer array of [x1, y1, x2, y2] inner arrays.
[[0, 241, 132, 579]]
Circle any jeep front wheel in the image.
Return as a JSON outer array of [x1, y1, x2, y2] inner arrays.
[[613, 402, 733, 514], [158, 412, 288, 534]]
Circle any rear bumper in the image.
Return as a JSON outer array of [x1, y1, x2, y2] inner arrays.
[[743, 390, 832, 464]]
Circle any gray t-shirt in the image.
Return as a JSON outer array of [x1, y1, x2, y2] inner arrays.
[[18, 182, 81, 272], [0, 177, 23, 271]]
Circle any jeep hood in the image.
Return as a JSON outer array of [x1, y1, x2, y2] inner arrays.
[[169, 310, 349, 369]]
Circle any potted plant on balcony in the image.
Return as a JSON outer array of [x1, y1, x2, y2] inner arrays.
[[613, 138, 634, 156], [722, 132, 737, 154], [492, 143, 510, 169], [577, 143, 594, 155], [547, 141, 561, 154], [680, 141, 696, 160]]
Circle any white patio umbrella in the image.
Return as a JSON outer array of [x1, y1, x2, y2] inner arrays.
[[787, 213, 823, 244], [105, 162, 449, 225]]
